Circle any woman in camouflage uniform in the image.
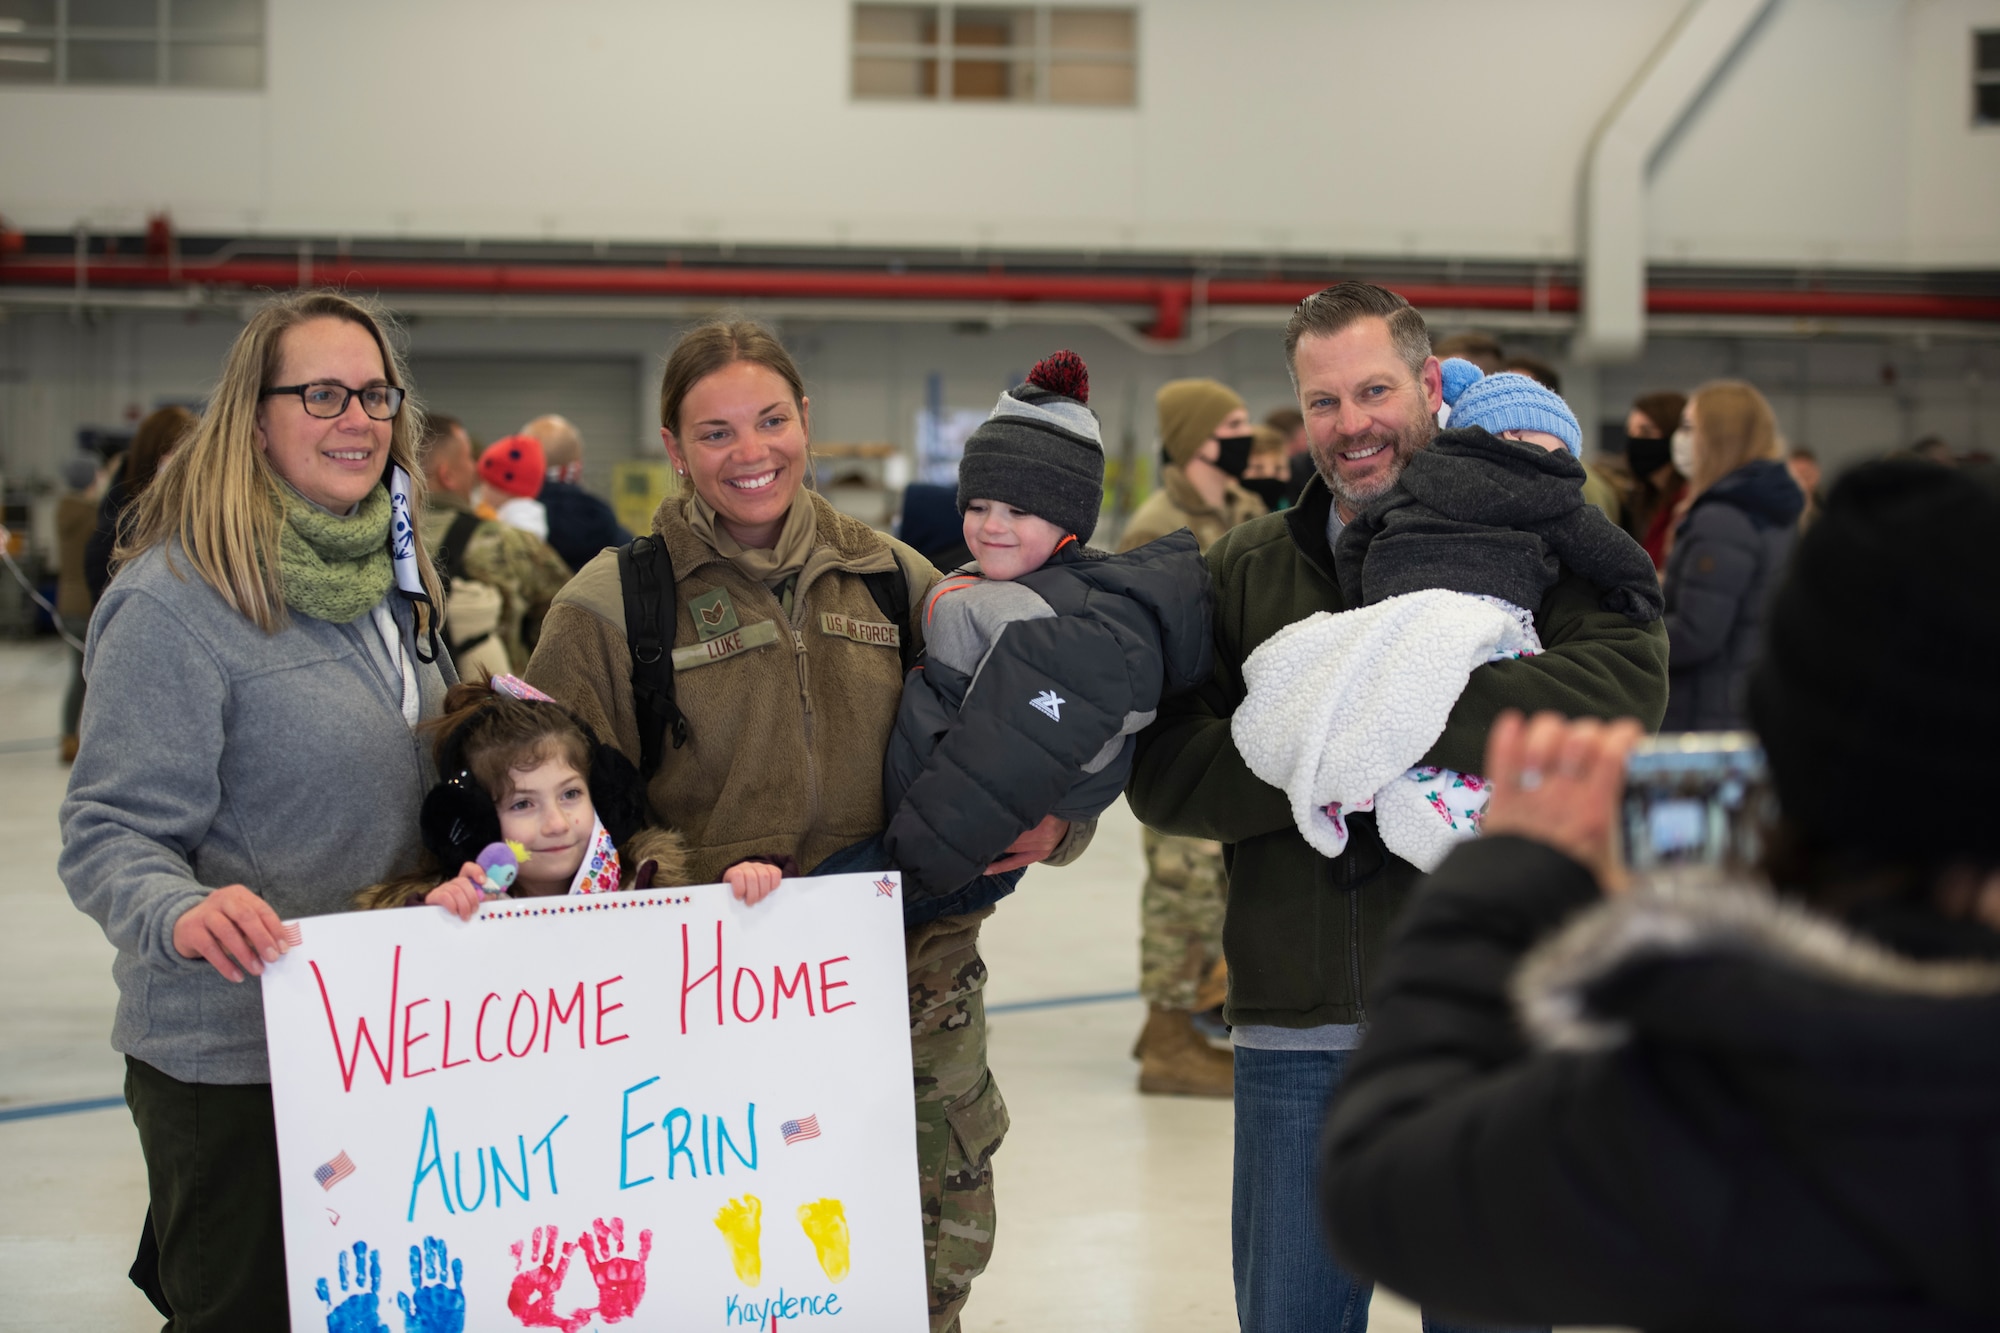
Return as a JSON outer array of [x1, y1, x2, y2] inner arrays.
[[527, 320, 1089, 1332]]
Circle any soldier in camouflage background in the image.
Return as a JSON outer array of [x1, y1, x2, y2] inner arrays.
[[1118, 377, 1266, 1096], [418, 414, 574, 669]]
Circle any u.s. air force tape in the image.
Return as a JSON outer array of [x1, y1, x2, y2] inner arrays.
[[670, 618, 782, 669], [818, 612, 901, 648]]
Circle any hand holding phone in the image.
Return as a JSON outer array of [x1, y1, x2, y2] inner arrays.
[[1480, 711, 1646, 893]]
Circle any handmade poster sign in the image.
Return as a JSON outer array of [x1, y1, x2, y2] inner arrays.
[[262, 873, 927, 1331]]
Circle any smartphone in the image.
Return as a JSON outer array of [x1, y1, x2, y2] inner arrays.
[[1621, 732, 1772, 871]]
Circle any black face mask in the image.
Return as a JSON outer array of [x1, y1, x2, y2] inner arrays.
[[1212, 434, 1255, 478], [1625, 434, 1671, 478], [1240, 476, 1290, 510]]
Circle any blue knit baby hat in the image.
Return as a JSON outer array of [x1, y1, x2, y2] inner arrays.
[[1439, 358, 1582, 458]]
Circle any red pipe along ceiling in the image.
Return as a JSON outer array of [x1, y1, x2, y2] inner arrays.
[[3, 256, 1997, 339]]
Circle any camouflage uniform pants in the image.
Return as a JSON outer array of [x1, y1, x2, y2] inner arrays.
[[908, 907, 1007, 1333], [1138, 827, 1229, 1010]]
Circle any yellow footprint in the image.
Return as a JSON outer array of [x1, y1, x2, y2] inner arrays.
[[796, 1197, 850, 1282], [713, 1194, 763, 1285]]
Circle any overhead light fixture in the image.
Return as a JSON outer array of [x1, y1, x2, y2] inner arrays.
[[0, 19, 25, 33], [0, 45, 53, 63]]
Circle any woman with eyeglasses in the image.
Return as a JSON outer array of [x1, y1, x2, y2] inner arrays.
[[59, 291, 455, 1329]]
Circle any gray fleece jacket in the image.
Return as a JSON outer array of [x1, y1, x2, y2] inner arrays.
[[59, 543, 453, 1084]]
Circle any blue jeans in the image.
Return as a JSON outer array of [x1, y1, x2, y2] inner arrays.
[[1233, 1046, 1542, 1333]]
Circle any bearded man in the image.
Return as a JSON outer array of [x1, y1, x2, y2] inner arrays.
[[1127, 281, 1667, 1333]]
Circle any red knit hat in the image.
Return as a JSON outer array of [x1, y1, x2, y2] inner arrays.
[[478, 435, 546, 499]]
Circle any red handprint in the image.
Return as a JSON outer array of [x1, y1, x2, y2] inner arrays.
[[577, 1216, 654, 1323], [506, 1225, 589, 1333]]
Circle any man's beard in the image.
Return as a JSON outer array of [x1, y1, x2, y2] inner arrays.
[[1310, 412, 1435, 510]]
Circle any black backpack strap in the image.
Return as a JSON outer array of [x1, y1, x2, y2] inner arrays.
[[617, 535, 689, 780], [436, 509, 483, 597], [860, 559, 916, 674]]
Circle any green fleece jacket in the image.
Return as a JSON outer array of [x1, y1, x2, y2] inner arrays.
[[1126, 475, 1668, 1029]]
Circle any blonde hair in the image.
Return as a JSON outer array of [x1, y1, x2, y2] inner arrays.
[[1687, 380, 1782, 498], [115, 291, 443, 632]]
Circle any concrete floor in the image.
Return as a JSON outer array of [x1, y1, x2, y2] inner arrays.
[[2, 637, 1451, 1332]]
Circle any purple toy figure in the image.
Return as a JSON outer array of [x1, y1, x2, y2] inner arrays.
[[475, 841, 529, 896]]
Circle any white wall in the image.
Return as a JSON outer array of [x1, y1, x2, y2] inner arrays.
[[3, 0, 1998, 266]]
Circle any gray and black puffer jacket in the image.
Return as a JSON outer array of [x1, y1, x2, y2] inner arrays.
[[883, 528, 1213, 910]]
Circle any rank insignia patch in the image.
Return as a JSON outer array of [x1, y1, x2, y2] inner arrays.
[[689, 587, 740, 641]]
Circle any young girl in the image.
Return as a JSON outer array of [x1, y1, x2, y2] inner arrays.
[[361, 675, 691, 915]]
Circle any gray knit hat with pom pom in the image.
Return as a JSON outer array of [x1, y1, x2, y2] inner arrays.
[[956, 349, 1105, 542]]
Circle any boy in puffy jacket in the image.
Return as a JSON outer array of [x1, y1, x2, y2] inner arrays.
[[857, 352, 1214, 924]]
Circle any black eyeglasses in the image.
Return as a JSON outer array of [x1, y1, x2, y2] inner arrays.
[[261, 382, 406, 421]]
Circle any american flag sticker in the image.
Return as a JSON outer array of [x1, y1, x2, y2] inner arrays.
[[780, 1115, 822, 1146], [314, 1151, 355, 1191], [280, 922, 303, 948], [873, 876, 896, 898]]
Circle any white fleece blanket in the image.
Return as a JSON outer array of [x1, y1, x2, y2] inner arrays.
[[1231, 589, 1534, 869]]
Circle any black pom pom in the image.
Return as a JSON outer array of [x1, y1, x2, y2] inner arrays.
[[1026, 349, 1089, 404]]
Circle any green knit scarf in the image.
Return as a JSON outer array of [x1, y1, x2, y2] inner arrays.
[[277, 483, 393, 624]]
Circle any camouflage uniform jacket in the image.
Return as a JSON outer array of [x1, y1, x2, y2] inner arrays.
[[419, 492, 572, 668]]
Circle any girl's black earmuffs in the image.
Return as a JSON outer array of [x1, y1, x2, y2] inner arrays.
[[418, 699, 649, 872]]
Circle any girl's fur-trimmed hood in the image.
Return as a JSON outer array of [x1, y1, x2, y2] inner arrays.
[[1513, 870, 2000, 1055]]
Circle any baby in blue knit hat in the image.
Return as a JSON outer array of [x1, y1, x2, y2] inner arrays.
[[1337, 357, 1654, 620], [1439, 359, 1582, 457]]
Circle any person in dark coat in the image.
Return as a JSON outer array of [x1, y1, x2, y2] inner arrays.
[[84, 405, 194, 601], [520, 413, 631, 572], [1318, 459, 2000, 1333], [894, 481, 975, 572], [1624, 390, 1688, 569], [1660, 381, 1803, 730]]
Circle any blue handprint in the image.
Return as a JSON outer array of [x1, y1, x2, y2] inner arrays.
[[397, 1236, 466, 1333], [316, 1241, 391, 1333]]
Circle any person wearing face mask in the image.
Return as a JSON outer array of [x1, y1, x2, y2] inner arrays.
[[1239, 424, 1295, 513], [1622, 391, 1689, 570], [1118, 378, 1268, 1096], [1119, 378, 1268, 551], [1660, 380, 1803, 731]]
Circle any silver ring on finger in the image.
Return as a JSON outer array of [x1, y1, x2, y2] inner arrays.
[[1518, 768, 1544, 791]]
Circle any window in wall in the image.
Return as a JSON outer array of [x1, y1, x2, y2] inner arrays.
[[852, 4, 1136, 106], [0, 0, 263, 89], [1978, 30, 2000, 125]]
